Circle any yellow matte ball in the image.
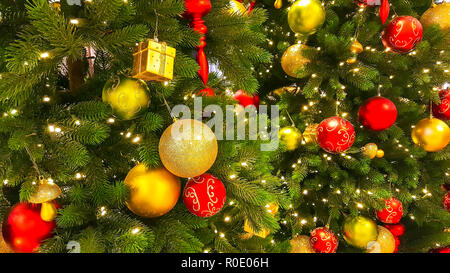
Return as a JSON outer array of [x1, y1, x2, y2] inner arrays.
[[361, 143, 378, 159], [290, 235, 316, 253], [367, 226, 396, 253], [124, 164, 181, 218], [159, 119, 218, 178], [420, 3, 450, 30], [288, 0, 326, 36], [343, 216, 378, 249], [411, 118, 450, 152], [279, 126, 302, 151], [281, 44, 311, 78]]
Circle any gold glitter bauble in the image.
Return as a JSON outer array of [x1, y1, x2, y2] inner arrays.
[[281, 44, 311, 78], [411, 118, 450, 152], [367, 226, 396, 253], [228, 0, 247, 14], [303, 123, 319, 144], [102, 75, 150, 120], [288, 0, 325, 35], [350, 40, 364, 54], [159, 119, 218, 178], [343, 216, 378, 249], [124, 164, 181, 218], [376, 149, 385, 158], [420, 3, 450, 30], [361, 143, 378, 159], [290, 235, 316, 253], [279, 126, 302, 151]]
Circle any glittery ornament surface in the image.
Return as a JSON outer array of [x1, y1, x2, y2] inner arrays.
[[420, 3, 450, 30], [361, 143, 378, 159], [281, 44, 311, 78], [159, 119, 218, 178], [290, 235, 316, 253], [367, 226, 396, 253]]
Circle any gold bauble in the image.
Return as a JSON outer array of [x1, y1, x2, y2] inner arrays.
[[343, 216, 378, 249], [420, 3, 450, 30], [290, 235, 316, 253], [346, 56, 357, 64], [303, 123, 319, 144], [124, 164, 181, 218], [361, 143, 378, 159], [281, 44, 311, 78], [376, 149, 385, 158], [288, 0, 326, 35], [228, 0, 248, 14], [102, 75, 151, 120], [274, 0, 283, 9], [350, 40, 364, 54], [367, 226, 396, 253], [411, 118, 450, 152], [159, 119, 218, 178], [279, 126, 302, 151]]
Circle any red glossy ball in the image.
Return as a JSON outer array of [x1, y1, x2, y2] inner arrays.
[[376, 197, 403, 224], [233, 90, 260, 108], [444, 192, 450, 212], [382, 16, 423, 53], [317, 116, 355, 153], [183, 173, 226, 217], [198, 87, 215, 97], [384, 223, 405, 237], [359, 96, 397, 131], [432, 88, 450, 120], [2, 203, 56, 253], [309, 227, 339, 253]]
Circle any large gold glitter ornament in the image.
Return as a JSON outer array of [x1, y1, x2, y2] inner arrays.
[[102, 75, 150, 120], [288, 0, 326, 36], [411, 118, 450, 152], [279, 126, 302, 151], [420, 3, 450, 30], [366, 226, 396, 253], [159, 119, 218, 178], [281, 44, 311, 78], [303, 123, 319, 144], [124, 164, 181, 218], [228, 0, 247, 14], [343, 216, 378, 249], [290, 235, 316, 253], [29, 178, 61, 222], [361, 143, 378, 159]]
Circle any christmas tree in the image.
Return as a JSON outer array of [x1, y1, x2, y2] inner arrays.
[[0, 0, 448, 254]]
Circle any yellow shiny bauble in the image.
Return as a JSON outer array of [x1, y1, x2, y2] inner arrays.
[[279, 126, 302, 151], [288, 0, 326, 36], [361, 143, 378, 159], [290, 235, 316, 253], [376, 149, 385, 158], [228, 0, 247, 14], [159, 119, 218, 178], [420, 3, 450, 30], [281, 44, 311, 78], [350, 40, 364, 54], [274, 0, 283, 9], [124, 164, 181, 218], [367, 226, 396, 253], [411, 118, 450, 152], [102, 75, 150, 120], [303, 123, 319, 144], [343, 216, 378, 249]]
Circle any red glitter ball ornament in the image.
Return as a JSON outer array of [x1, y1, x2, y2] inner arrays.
[[2, 203, 56, 253], [358, 96, 397, 131], [317, 116, 355, 153], [183, 173, 226, 217], [309, 227, 339, 253], [432, 88, 450, 121], [382, 16, 423, 53], [233, 90, 260, 108], [443, 192, 450, 212], [384, 223, 405, 237], [376, 197, 403, 224]]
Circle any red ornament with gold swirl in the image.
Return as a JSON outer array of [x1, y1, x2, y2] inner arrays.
[[433, 88, 450, 120], [183, 173, 226, 217], [309, 227, 339, 253], [444, 192, 450, 213], [376, 197, 403, 224], [317, 116, 356, 153], [382, 16, 423, 53]]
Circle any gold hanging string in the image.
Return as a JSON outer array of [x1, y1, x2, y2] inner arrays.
[[326, 214, 332, 229], [377, 83, 382, 96], [156, 90, 176, 121], [153, 9, 159, 42], [430, 99, 433, 119], [284, 109, 296, 127], [25, 145, 41, 177]]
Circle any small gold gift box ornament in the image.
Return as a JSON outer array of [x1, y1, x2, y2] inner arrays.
[[132, 39, 176, 82]]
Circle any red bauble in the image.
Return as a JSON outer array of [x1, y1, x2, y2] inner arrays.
[[183, 173, 226, 217], [432, 88, 450, 120], [443, 192, 450, 212], [317, 116, 355, 153], [358, 96, 397, 131], [394, 236, 400, 253], [376, 197, 403, 224], [233, 90, 260, 108], [429, 246, 450, 253], [382, 16, 423, 53], [198, 87, 215, 97], [309, 227, 338, 253], [2, 203, 56, 253], [384, 223, 405, 237]]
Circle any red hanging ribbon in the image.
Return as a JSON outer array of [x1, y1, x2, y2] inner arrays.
[[379, 0, 389, 24], [248, 1, 256, 13]]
